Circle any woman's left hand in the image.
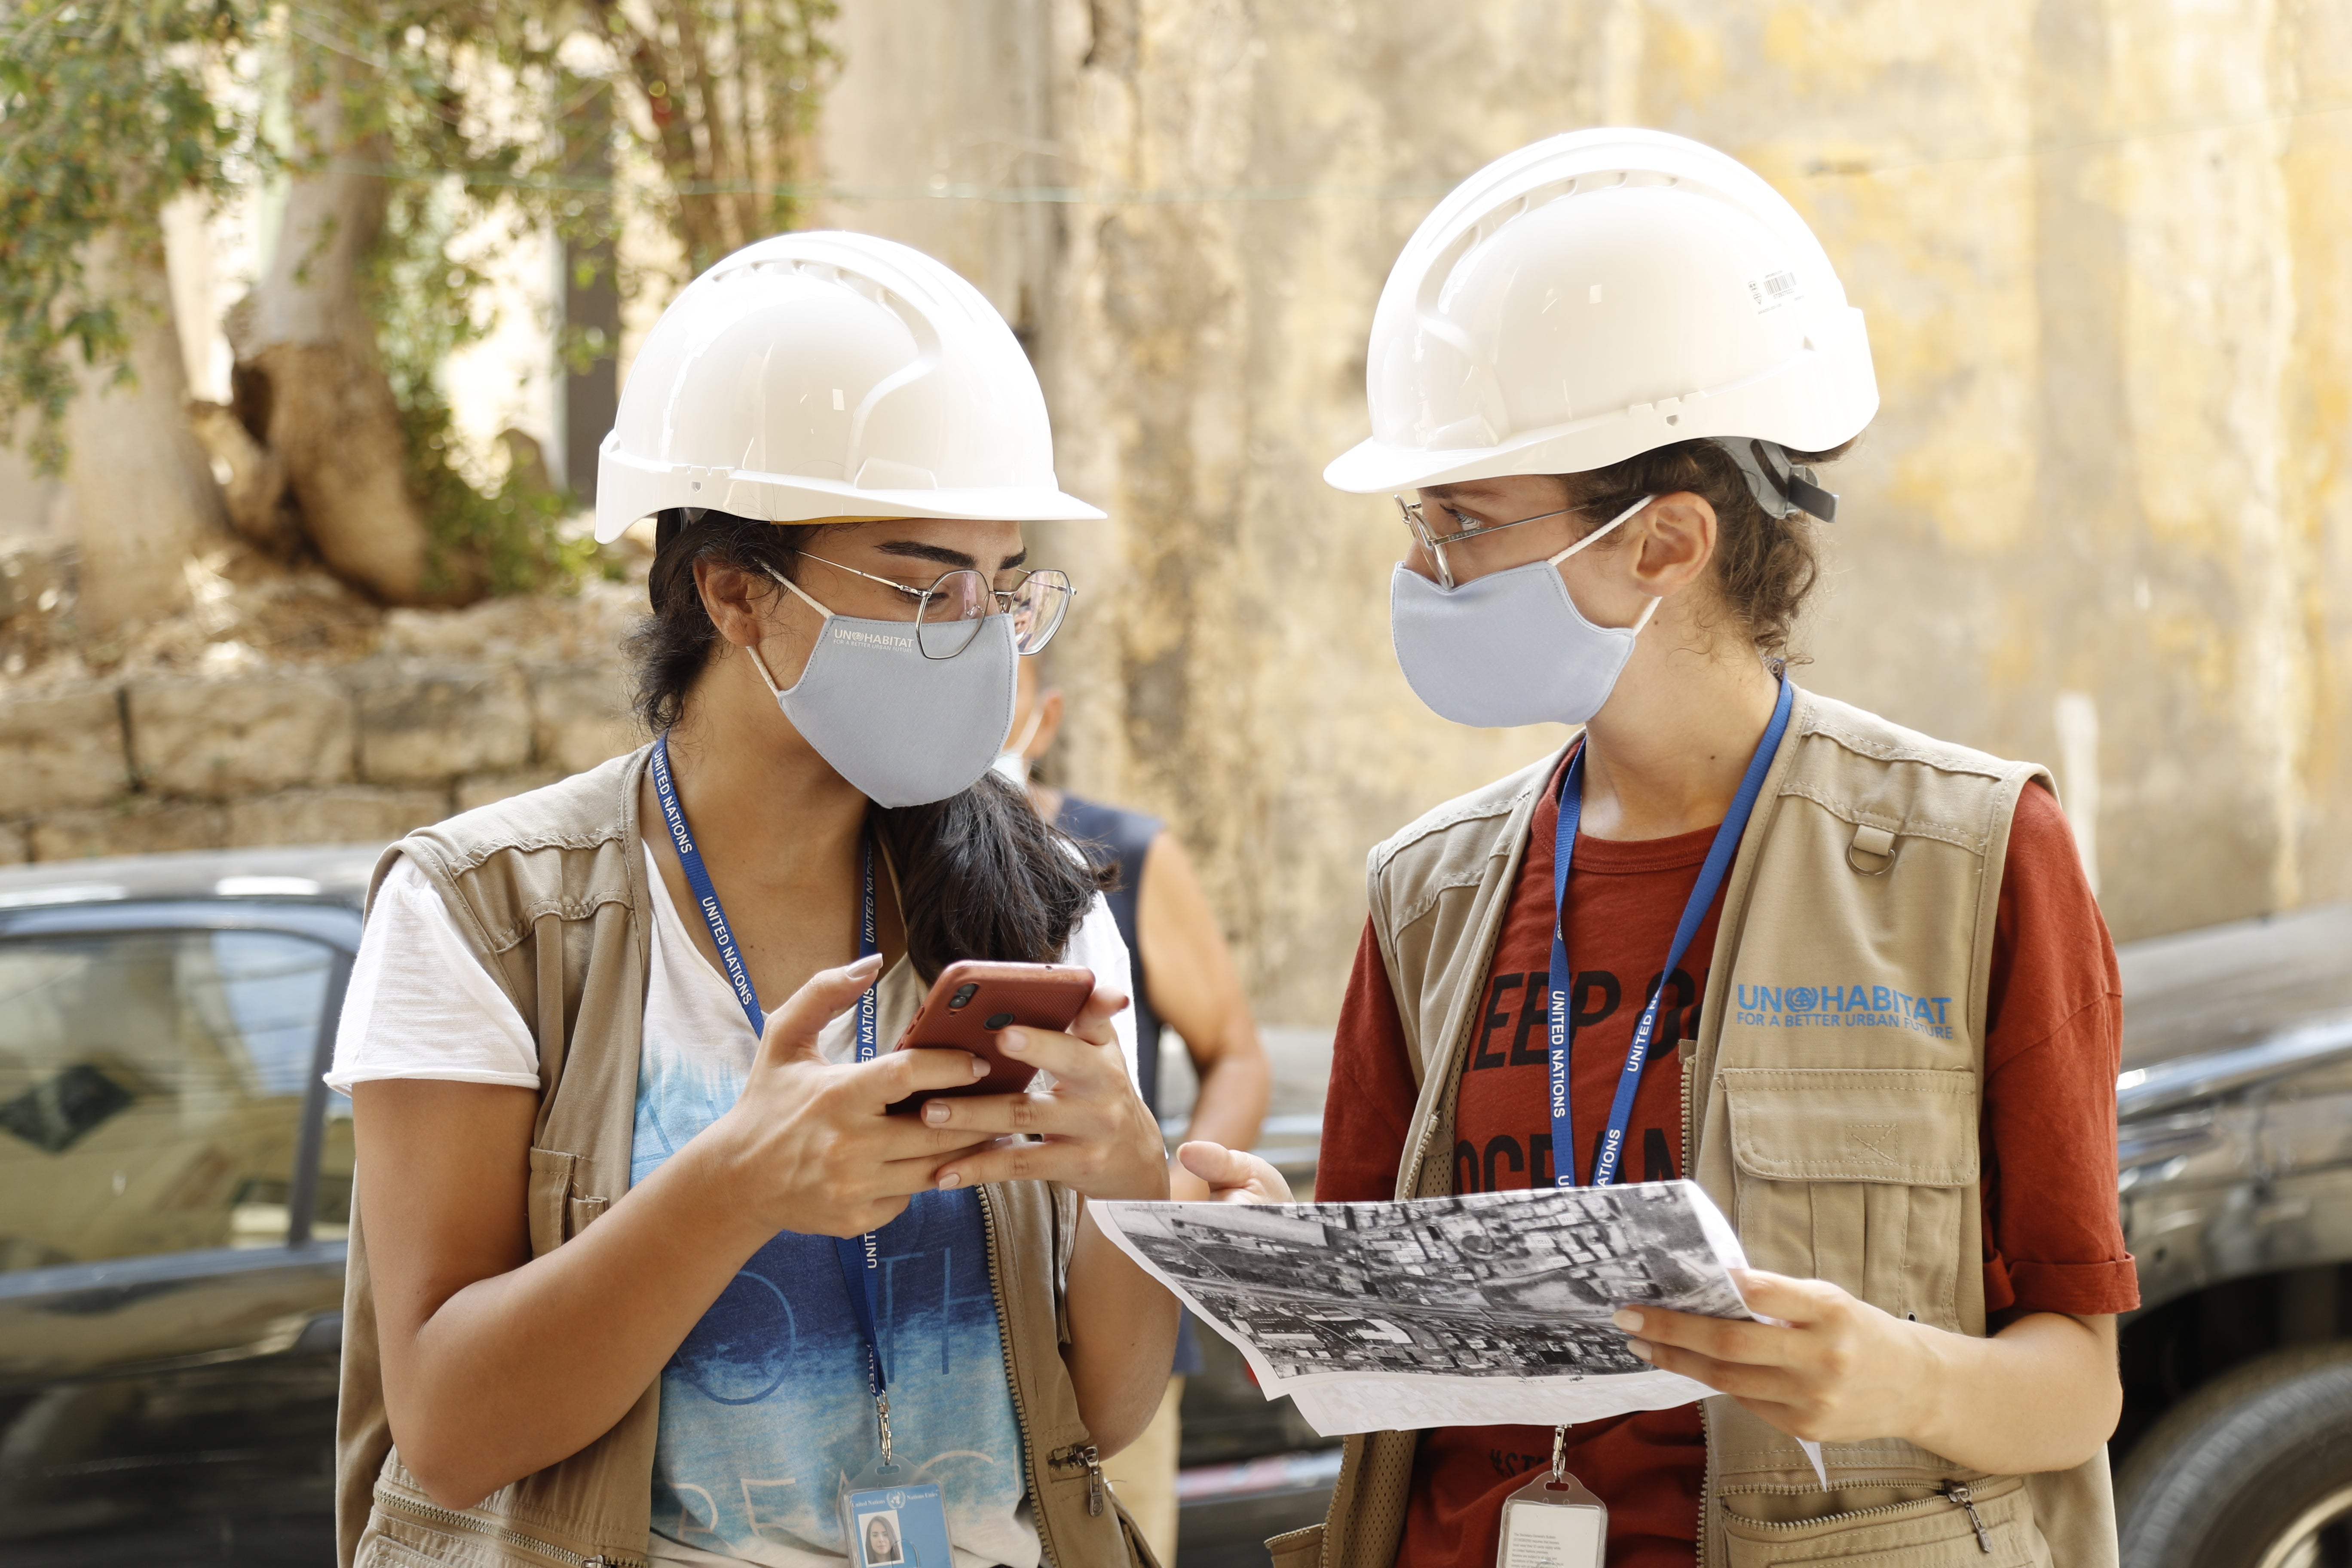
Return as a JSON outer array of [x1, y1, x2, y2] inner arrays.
[[1175, 1140, 1294, 1204], [1614, 1269, 1937, 1445], [919, 983, 1170, 1202]]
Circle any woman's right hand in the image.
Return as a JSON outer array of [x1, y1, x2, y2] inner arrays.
[[707, 953, 998, 1240]]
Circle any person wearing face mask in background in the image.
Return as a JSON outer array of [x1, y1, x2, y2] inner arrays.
[[325, 233, 1289, 1568], [992, 658, 1274, 1563], [1188, 131, 2135, 1568]]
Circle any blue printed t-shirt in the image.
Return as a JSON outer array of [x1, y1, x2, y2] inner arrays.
[[632, 848, 1142, 1568]]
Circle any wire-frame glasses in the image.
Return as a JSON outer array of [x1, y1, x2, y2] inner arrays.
[[1394, 494, 1580, 590], [794, 552, 1075, 659]]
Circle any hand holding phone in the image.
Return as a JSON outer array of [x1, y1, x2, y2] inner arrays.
[[885, 960, 1096, 1115]]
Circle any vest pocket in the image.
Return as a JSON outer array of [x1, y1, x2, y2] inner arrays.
[[1717, 1474, 2049, 1567], [1719, 1068, 1978, 1326]]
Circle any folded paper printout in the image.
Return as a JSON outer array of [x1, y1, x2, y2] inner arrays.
[[1094, 1179, 1760, 1437]]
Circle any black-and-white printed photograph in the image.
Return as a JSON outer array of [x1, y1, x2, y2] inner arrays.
[[1105, 1182, 1746, 1382]]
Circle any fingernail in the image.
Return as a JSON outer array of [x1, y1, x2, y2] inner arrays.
[[1626, 1339, 1653, 1363], [924, 1102, 950, 1124], [1000, 1029, 1027, 1054], [1612, 1309, 1643, 1332], [849, 953, 882, 975], [936, 1171, 962, 1190], [969, 1054, 989, 1078]]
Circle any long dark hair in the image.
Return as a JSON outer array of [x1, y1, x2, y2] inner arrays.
[[628, 508, 1109, 981]]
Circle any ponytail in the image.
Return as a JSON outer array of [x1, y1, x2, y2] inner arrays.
[[625, 509, 1109, 980]]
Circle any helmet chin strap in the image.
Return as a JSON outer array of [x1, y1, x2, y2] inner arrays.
[[1711, 436, 1840, 522]]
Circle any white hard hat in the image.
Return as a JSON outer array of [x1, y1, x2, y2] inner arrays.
[[1324, 128, 1878, 496], [596, 231, 1105, 543]]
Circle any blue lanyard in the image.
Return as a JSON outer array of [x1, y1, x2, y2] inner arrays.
[[649, 735, 895, 1442], [1546, 678, 1792, 1188]]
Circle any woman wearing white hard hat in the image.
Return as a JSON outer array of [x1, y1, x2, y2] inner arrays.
[[1234, 132, 2135, 1568], [325, 233, 1251, 1568]]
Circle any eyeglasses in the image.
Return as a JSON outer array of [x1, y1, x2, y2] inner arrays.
[[792, 552, 1075, 658], [1395, 495, 1579, 590]]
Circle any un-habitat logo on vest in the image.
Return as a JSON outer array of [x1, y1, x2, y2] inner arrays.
[[1733, 982, 1956, 1039]]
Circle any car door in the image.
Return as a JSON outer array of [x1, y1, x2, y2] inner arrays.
[[0, 903, 357, 1565]]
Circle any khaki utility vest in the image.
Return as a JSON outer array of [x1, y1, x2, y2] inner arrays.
[[1272, 688, 2118, 1568], [334, 747, 1155, 1568]]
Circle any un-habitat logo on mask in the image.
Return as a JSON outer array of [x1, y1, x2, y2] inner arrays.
[[833, 624, 916, 651], [1733, 982, 1956, 1039]]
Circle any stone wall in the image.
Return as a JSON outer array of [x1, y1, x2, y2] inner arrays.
[[818, 0, 2352, 1027], [0, 589, 643, 863]]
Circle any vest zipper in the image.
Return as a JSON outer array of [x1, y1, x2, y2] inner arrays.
[[1696, 1400, 1714, 1568], [1682, 1046, 1713, 1568], [373, 1485, 643, 1568], [1050, 1442, 1107, 1515], [1941, 1480, 1994, 1553], [1714, 1478, 2008, 1545], [974, 1183, 1065, 1568]]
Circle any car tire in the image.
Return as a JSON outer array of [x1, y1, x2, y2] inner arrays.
[[2116, 1343, 2352, 1568]]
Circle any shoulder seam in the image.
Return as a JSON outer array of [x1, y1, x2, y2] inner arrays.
[[1367, 748, 1561, 880]]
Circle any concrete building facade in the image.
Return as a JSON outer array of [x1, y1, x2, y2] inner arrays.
[[818, 0, 2352, 1027]]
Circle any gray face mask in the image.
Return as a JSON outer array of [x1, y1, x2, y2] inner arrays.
[[748, 573, 1018, 808], [1388, 494, 1656, 729]]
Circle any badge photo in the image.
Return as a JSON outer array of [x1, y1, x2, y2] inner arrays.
[[844, 1481, 952, 1568]]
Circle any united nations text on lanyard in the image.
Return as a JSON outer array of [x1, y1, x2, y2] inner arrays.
[[649, 735, 956, 1565], [1504, 678, 1792, 1568]]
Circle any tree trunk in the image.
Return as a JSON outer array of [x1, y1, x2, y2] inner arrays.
[[64, 230, 226, 636], [230, 55, 476, 606]]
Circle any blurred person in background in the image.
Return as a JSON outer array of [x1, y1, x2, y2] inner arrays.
[[995, 654, 1274, 1562]]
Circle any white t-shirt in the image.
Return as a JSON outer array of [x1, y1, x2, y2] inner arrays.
[[330, 845, 1139, 1568], [328, 850, 1139, 1092]]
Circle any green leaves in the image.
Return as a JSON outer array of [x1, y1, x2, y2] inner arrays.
[[0, 0, 258, 471], [2, 0, 840, 595]]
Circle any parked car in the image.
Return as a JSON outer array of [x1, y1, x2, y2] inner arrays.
[[0, 846, 374, 1565], [2, 846, 2347, 1567], [2109, 900, 2352, 1568]]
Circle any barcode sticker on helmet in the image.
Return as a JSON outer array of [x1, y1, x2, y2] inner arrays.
[[1747, 270, 1802, 312]]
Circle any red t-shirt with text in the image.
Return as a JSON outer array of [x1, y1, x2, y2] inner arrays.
[[1317, 757, 2138, 1568]]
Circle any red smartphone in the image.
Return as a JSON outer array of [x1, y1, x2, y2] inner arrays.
[[885, 959, 1097, 1115]]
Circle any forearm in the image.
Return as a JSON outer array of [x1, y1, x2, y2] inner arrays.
[[1905, 1311, 2119, 1474], [1183, 1045, 1270, 1153], [386, 1137, 769, 1505], [1060, 1208, 1180, 1457], [1170, 1042, 1270, 1202]]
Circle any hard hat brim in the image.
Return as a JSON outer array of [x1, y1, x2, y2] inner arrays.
[[1324, 331, 1880, 496], [595, 457, 1107, 543]]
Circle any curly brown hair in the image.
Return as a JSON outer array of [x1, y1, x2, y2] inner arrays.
[[1554, 435, 1859, 665]]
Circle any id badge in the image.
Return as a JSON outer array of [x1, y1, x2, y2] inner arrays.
[[1494, 1468, 1606, 1568], [841, 1464, 953, 1568]]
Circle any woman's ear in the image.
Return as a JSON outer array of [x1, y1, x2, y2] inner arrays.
[[1028, 687, 1066, 758], [1630, 491, 1719, 597], [695, 559, 780, 649]]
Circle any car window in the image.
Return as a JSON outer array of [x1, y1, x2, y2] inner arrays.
[[316, 1089, 354, 1243], [0, 930, 336, 1273]]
